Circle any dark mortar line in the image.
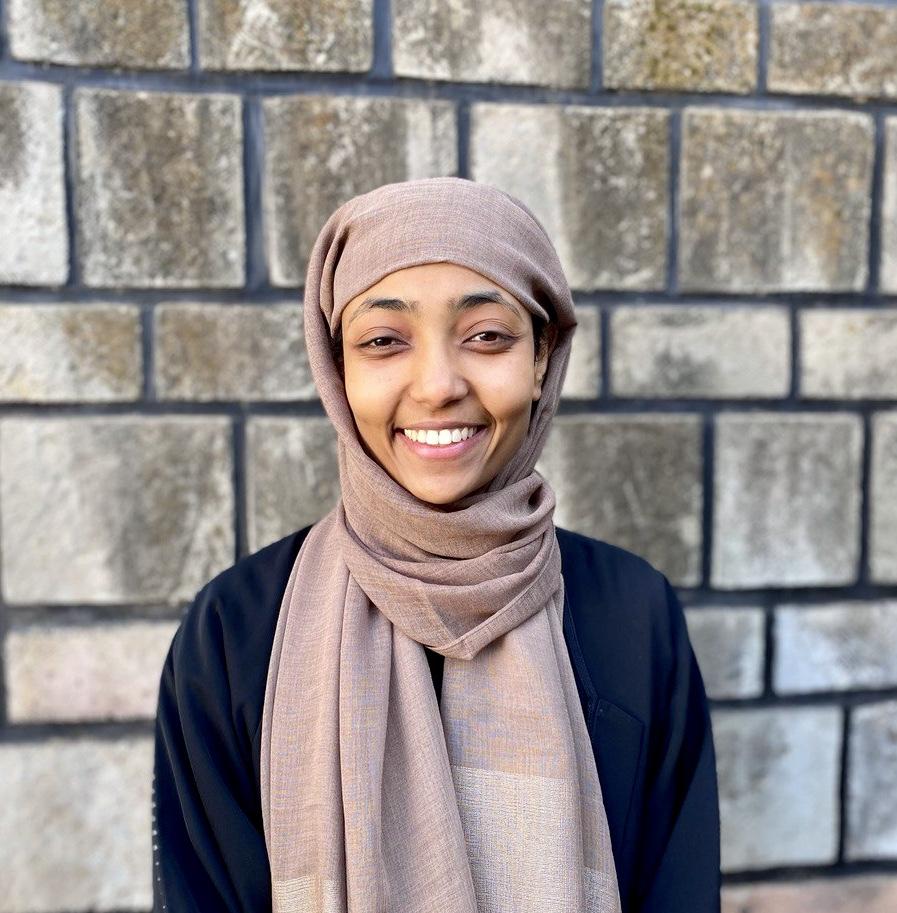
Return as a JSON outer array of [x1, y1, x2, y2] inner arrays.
[[788, 303, 800, 401], [590, 0, 604, 93], [232, 413, 247, 562], [598, 305, 610, 401], [62, 84, 79, 288], [2, 286, 896, 306], [699, 414, 714, 590], [837, 705, 851, 864], [3, 58, 897, 116], [371, 0, 392, 80], [867, 112, 885, 294], [762, 602, 775, 699], [242, 96, 268, 290], [857, 412, 873, 586], [711, 687, 897, 712], [0, 0, 7, 60], [186, 0, 199, 74], [0, 719, 155, 743], [666, 108, 681, 295], [756, 0, 769, 96], [5, 605, 188, 627], [142, 304, 156, 402], [0, 401, 330, 418], [721, 857, 897, 885], [456, 100, 470, 178]]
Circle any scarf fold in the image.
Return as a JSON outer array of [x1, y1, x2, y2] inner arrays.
[[260, 177, 622, 913]]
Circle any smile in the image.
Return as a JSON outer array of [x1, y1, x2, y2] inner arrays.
[[395, 426, 488, 460]]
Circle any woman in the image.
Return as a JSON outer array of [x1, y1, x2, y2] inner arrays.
[[152, 177, 720, 912]]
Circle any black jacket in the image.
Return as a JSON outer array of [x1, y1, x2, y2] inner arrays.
[[152, 524, 721, 912]]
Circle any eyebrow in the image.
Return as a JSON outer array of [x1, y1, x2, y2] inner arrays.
[[345, 290, 524, 328]]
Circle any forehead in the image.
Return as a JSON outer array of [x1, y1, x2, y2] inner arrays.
[[343, 262, 527, 328]]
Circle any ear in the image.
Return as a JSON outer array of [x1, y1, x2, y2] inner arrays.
[[532, 323, 559, 401]]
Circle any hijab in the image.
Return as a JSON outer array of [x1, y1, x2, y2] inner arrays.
[[259, 176, 622, 912]]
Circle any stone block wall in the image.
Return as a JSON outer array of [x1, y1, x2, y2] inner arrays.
[[1, 1, 896, 909]]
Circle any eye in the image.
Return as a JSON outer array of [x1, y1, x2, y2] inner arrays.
[[358, 335, 401, 350], [470, 330, 515, 344]]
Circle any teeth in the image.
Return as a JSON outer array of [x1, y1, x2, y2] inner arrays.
[[402, 426, 480, 446]]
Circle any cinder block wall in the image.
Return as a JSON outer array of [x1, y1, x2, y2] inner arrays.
[[1, 1, 896, 909]]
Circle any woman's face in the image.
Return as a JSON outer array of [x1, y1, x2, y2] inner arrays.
[[340, 262, 557, 506]]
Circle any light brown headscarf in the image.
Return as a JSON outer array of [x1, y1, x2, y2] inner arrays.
[[260, 177, 622, 913]]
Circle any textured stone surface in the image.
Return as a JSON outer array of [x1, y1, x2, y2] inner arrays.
[[712, 413, 862, 588], [472, 104, 669, 291], [155, 302, 314, 401], [561, 304, 601, 399], [393, 0, 590, 88], [0, 417, 234, 605], [679, 108, 874, 292], [774, 601, 897, 694], [871, 412, 897, 583], [883, 119, 897, 294], [0, 737, 153, 912], [198, 0, 372, 71], [0, 81, 67, 285], [722, 875, 897, 913], [4, 620, 178, 722], [801, 309, 897, 399], [684, 607, 765, 699], [611, 304, 790, 398], [713, 706, 841, 870], [246, 417, 340, 552], [8, 0, 189, 68], [75, 88, 244, 288], [535, 415, 702, 586], [263, 95, 456, 286], [847, 700, 897, 859], [769, 2, 897, 101], [0, 303, 142, 402], [604, 0, 756, 93]]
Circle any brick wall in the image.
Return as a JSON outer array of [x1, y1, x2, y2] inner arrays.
[[1, 1, 896, 910]]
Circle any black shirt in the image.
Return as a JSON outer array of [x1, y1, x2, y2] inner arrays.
[[152, 524, 721, 912]]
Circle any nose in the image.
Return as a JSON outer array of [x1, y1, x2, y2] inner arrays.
[[408, 341, 470, 408]]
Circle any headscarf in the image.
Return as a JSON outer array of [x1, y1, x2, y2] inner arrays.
[[260, 176, 622, 912]]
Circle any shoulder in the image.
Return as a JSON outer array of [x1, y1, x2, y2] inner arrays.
[[171, 524, 314, 725], [556, 525, 685, 722]]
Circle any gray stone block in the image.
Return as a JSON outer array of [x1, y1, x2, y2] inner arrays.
[[604, 0, 757, 93], [611, 304, 790, 398], [535, 414, 703, 586], [393, 0, 591, 88], [871, 411, 897, 583], [75, 88, 245, 288], [847, 700, 897, 860], [722, 875, 897, 913], [712, 412, 863, 588], [0, 81, 67, 286], [679, 108, 874, 292], [197, 0, 372, 72], [263, 95, 456, 286], [0, 416, 234, 604], [769, 2, 897, 101], [155, 302, 315, 401], [0, 737, 153, 911], [882, 119, 897, 294], [561, 304, 601, 399], [713, 706, 842, 870], [684, 606, 765, 699], [8, 0, 189, 69], [801, 308, 897, 399], [0, 303, 142, 402], [471, 104, 669, 291], [774, 600, 897, 694], [4, 620, 179, 722], [246, 416, 340, 552]]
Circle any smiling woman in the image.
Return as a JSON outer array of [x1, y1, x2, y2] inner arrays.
[[152, 177, 721, 913], [338, 262, 557, 505]]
